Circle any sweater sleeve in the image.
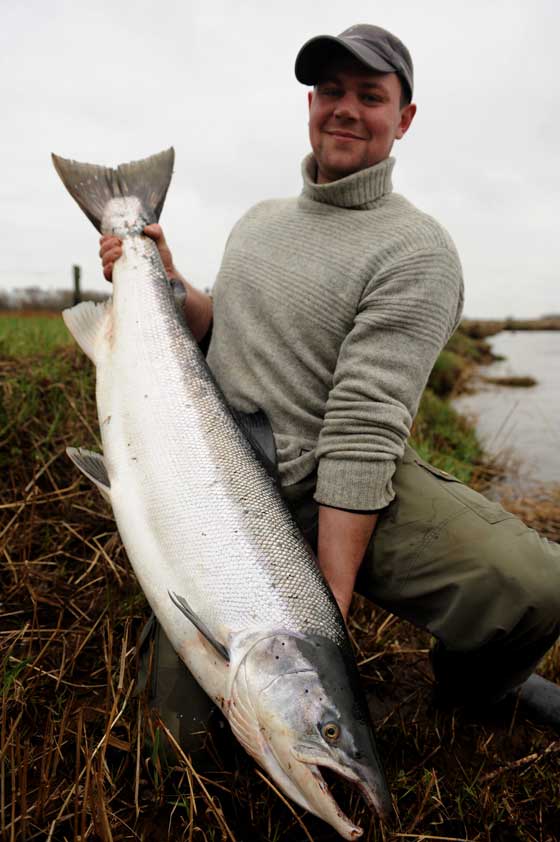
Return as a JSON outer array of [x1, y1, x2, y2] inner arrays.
[[314, 245, 464, 511]]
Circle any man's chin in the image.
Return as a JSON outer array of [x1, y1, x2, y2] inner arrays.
[[314, 144, 384, 183], [316, 156, 368, 183]]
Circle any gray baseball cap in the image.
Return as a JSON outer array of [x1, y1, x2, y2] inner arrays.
[[295, 24, 414, 102]]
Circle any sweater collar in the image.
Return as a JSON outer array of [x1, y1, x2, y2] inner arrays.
[[301, 154, 394, 209]]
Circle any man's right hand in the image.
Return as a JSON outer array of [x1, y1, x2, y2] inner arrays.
[[99, 224, 176, 283], [98, 224, 214, 344]]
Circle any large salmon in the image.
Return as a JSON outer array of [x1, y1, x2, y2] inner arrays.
[[53, 148, 391, 838]]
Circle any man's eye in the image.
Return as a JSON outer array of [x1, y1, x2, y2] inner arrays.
[[320, 87, 341, 97], [362, 94, 381, 104]]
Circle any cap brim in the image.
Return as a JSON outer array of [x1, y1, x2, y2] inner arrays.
[[295, 35, 395, 85]]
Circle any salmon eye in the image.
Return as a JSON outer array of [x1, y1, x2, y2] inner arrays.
[[321, 721, 341, 742]]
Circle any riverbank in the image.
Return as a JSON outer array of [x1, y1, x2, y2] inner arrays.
[[408, 325, 496, 486], [2, 313, 560, 841], [453, 329, 560, 494], [450, 330, 560, 597], [462, 315, 560, 338]]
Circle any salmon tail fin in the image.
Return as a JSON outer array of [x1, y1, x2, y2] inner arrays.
[[51, 148, 175, 232]]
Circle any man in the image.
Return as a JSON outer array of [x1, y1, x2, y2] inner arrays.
[[101, 25, 560, 753]]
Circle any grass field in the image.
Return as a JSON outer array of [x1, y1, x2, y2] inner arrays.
[[2, 313, 560, 841], [0, 310, 74, 357]]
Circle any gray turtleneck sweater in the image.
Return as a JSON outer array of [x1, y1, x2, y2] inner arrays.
[[207, 155, 464, 511]]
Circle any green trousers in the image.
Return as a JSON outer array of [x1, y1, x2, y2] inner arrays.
[[283, 445, 560, 704], [145, 445, 560, 750]]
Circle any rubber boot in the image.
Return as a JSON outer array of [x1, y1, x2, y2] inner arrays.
[[430, 641, 560, 729], [137, 615, 225, 765], [516, 674, 560, 728]]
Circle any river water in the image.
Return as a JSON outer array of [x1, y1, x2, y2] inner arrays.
[[453, 331, 560, 487]]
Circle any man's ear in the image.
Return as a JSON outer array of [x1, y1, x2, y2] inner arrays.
[[395, 103, 417, 140], [307, 90, 313, 111]]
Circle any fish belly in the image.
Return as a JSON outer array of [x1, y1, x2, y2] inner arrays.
[[94, 237, 343, 700]]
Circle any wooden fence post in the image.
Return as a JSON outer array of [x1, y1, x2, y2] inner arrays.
[[73, 265, 81, 305]]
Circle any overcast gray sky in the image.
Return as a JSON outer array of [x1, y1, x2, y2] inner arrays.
[[2, 0, 559, 317]]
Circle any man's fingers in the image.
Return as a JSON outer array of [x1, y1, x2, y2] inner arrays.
[[99, 236, 122, 258], [99, 235, 122, 248], [143, 223, 164, 242], [142, 224, 175, 278], [98, 226, 174, 283], [98, 235, 124, 284], [102, 246, 123, 265]]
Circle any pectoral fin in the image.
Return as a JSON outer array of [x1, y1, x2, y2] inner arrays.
[[67, 447, 111, 503], [168, 591, 229, 661]]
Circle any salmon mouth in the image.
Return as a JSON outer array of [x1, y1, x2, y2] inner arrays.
[[312, 760, 390, 820], [307, 763, 366, 839], [290, 744, 391, 839]]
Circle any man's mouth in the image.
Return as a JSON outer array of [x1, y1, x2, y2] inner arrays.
[[325, 130, 366, 141]]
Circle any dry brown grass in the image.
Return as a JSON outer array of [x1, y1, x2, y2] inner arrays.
[[2, 344, 560, 841], [494, 485, 560, 544]]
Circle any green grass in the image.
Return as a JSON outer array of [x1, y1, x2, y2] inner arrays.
[[6, 315, 558, 841], [0, 312, 73, 357], [446, 327, 493, 362], [411, 327, 488, 483], [0, 316, 96, 470], [410, 387, 483, 483], [426, 349, 466, 397]]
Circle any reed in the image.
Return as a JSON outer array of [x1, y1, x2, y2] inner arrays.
[[2, 314, 559, 840]]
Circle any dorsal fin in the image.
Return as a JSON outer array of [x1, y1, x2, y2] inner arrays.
[[231, 408, 278, 479]]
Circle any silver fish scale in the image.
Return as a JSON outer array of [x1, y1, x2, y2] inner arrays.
[[108, 235, 347, 651], [56, 153, 390, 836]]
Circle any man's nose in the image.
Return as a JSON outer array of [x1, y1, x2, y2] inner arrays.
[[333, 93, 360, 120]]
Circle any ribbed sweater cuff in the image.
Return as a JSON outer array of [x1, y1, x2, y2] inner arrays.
[[314, 457, 396, 511]]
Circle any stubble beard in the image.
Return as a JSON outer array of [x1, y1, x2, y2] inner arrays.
[[315, 140, 369, 183]]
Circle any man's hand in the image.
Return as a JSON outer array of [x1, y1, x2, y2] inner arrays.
[[98, 225, 213, 343], [99, 224, 175, 282], [317, 506, 378, 621]]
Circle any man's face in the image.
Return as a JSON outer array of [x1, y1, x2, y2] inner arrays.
[[307, 57, 416, 184]]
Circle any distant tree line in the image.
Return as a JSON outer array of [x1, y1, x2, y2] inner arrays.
[[1, 283, 214, 312], [0, 286, 109, 312], [462, 316, 560, 338]]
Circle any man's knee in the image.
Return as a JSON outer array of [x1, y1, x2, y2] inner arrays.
[[437, 528, 560, 651], [494, 530, 560, 629]]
